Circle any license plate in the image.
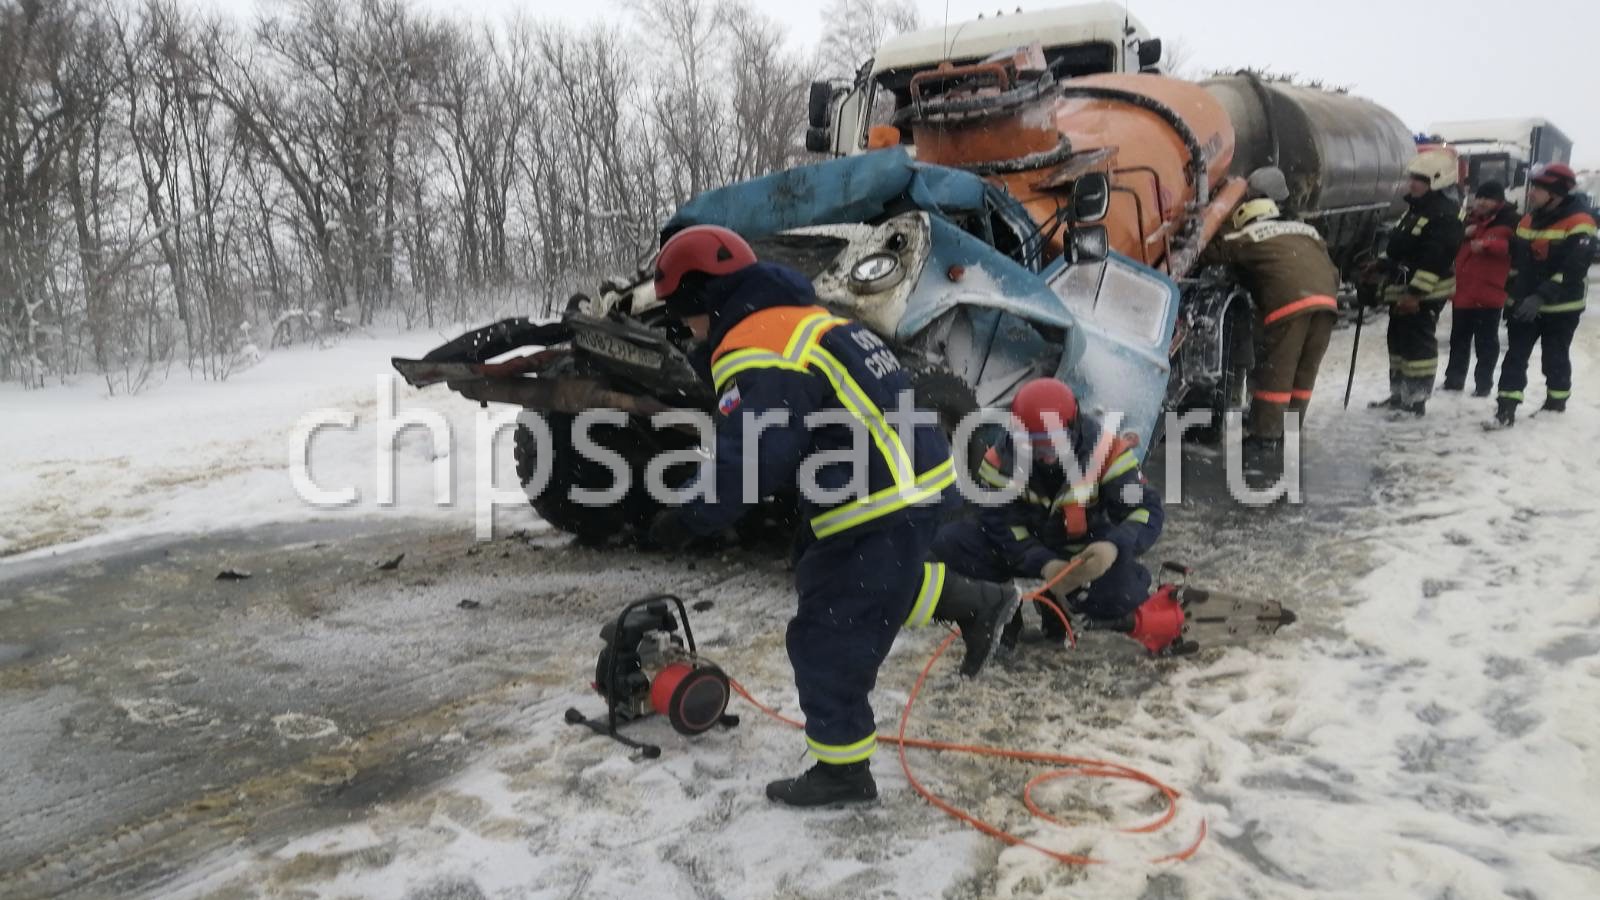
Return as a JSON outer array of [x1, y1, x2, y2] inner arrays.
[[575, 330, 662, 369]]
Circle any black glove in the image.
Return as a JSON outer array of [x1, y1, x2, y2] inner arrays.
[[648, 508, 695, 551], [1510, 294, 1542, 323]]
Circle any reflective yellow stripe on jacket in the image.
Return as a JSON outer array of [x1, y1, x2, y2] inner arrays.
[[712, 310, 952, 539]]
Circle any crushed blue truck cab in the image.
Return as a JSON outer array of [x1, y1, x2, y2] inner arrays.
[[663, 147, 1178, 458]]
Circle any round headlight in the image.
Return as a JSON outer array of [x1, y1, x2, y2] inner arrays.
[[849, 252, 902, 292]]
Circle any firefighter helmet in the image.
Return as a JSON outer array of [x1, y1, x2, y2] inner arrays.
[[1405, 150, 1459, 191], [1231, 198, 1281, 231], [1012, 378, 1079, 457], [654, 225, 758, 315]]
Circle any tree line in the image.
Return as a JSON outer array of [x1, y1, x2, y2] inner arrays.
[[0, 0, 917, 391]]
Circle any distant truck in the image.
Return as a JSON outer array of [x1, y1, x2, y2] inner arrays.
[[806, 2, 1164, 157], [1422, 118, 1574, 207]]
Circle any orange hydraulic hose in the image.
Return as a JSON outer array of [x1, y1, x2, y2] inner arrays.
[[726, 557, 1208, 867]]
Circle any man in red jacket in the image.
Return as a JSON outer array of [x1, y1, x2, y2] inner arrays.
[[1444, 182, 1518, 396]]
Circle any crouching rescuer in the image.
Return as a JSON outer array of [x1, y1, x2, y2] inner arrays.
[[931, 379, 1181, 653], [645, 225, 1021, 808]]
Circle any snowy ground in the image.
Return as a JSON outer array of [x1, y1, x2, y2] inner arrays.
[[0, 324, 543, 559], [4, 296, 1600, 899]]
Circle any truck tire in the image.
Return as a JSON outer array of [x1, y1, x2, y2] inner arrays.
[[906, 359, 991, 483], [513, 412, 694, 546]]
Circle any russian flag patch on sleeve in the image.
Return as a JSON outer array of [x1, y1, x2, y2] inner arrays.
[[718, 386, 742, 416]]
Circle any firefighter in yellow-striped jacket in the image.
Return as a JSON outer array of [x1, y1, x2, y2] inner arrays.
[[1369, 150, 1466, 417], [1489, 164, 1597, 429], [1200, 197, 1341, 445]]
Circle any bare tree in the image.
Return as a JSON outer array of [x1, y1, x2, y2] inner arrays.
[[813, 0, 918, 78]]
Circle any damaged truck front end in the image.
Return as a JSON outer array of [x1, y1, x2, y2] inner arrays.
[[394, 148, 1177, 544]]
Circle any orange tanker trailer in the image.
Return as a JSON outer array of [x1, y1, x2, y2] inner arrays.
[[894, 45, 1412, 419]]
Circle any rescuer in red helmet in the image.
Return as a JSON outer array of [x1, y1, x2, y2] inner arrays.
[[1486, 163, 1596, 429], [646, 224, 1021, 807], [931, 377, 1178, 652]]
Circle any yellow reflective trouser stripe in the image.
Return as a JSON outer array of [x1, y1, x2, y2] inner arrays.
[[1542, 299, 1586, 313], [807, 732, 876, 764], [1499, 390, 1523, 401], [1549, 389, 1571, 399], [1551, 273, 1564, 284], [1123, 508, 1151, 525], [905, 563, 944, 628], [1398, 358, 1437, 376], [806, 345, 916, 487], [1100, 451, 1139, 484], [1010, 525, 1031, 541], [810, 459, 957, 538]]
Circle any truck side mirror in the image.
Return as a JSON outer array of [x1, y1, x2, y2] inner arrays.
[[1137, 38, 1163, 70], [1071, 225, 1110, 262], [1072, 173, 1111, 223], [805, 127, 832, 154], [808, 81, 833, 130]]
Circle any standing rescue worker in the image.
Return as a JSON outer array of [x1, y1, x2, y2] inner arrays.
[[930, 379, 1182, 653], [1369, 150, 1465, 416], [646, 225, 1020, 808], [1200, 198, 1340, 445], [1489, 164, 1597, 428], [1444, 182, 1518, 396]]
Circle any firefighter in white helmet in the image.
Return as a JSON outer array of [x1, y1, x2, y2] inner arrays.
[[1200, 197, 1341, 446], [1366, 150, 1465, 416]]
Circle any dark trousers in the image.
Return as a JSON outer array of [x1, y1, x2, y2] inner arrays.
[[1386, 302, 1444, 404], [1498, 311, 1582, 404], [929, 518, 1151, 621], [788, 511, 938, 762], [1250, 311, 1336, 439], [1443, 307, 1501, 392]]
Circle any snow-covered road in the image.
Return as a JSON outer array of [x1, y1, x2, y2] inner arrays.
[[3, 303, 1599, 899]]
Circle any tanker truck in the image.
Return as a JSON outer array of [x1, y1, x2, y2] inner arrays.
[[393, 37, 1413, 545]]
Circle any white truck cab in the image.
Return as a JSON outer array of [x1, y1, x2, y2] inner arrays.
[[1423, 118, 1574, 209], [807, 2, 1161, 157]]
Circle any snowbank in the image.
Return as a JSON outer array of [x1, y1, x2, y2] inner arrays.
[[1, 327, 541, 559]]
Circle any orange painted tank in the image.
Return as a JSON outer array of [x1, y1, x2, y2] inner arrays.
[[911, 71, 1243, 276]]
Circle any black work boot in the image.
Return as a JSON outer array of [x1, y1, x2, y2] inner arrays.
[[1368, 396, 1401, 410], [1541, 396, 1567, 413], [766, 760, 876, 808], [934, 573, 1023, 678], [1485, 398, 1517, 430], [1472, 386, 1492, 398], [1000, 607, 1024, 650], [1441, 380, 1464, 392], [1392, 399, 1426, 418]]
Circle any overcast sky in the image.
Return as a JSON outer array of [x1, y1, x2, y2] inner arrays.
[[221, 0, 1600, 167]]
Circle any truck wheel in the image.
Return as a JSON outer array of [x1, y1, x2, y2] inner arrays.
[[907, 361, 991, 482], [513, 412, 694, 546], [1211, 301, 1254, 437]]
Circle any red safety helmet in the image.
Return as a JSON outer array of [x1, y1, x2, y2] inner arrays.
[[1011, 378, 1079, 462], [1530, 163, 1577, 194], [654, 225, 757, 316]]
